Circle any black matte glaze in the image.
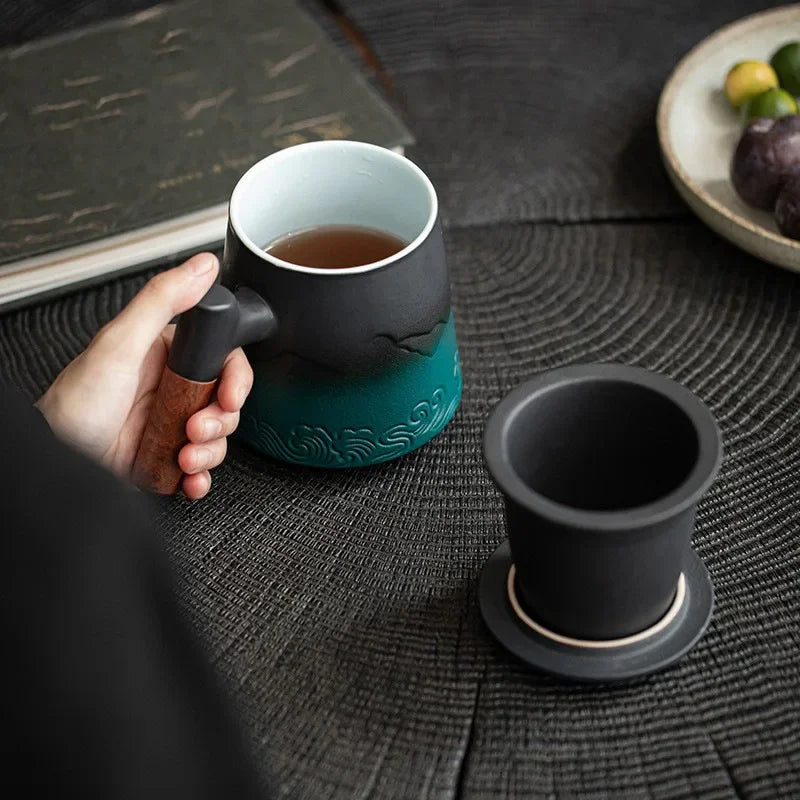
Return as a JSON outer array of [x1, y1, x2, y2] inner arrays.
[[222, 220, 450, 376], [168, 284, 277, 382], [479, 541, 714, 683], [483, 364, 722, 641]]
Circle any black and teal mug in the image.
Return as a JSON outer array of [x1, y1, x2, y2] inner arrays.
[[133, 141, 460, 489], [216, 140, 461, 469], [133, 142, 461, 489]]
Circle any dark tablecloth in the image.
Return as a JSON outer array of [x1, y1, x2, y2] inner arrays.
[[2, 1, 799, 798]]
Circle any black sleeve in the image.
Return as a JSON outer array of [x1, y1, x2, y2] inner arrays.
[[1, 384, 268, 799]]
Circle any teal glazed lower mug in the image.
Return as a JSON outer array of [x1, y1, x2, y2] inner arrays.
[[222, 140, 461, 468]]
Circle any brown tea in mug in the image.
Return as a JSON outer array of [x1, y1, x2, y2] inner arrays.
[[263, 224, 407, 269]]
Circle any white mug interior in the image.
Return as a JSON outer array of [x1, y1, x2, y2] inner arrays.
[[229, 140, 438, 274]]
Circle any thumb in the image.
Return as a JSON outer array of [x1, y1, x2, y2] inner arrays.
[[98, 253, 219, 365]]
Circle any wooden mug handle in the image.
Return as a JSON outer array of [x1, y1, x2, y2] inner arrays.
[[131, 365, 217, 495], [130, 284, 276, 495]]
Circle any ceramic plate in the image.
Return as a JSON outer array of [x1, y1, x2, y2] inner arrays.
[[657, 5, 800, 271]]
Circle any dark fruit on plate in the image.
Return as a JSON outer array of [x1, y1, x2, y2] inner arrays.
[[731, 115, 800, 209], [775, 176, 800, 239]]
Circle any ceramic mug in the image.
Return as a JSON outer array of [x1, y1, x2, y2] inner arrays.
[[132, 141, 461, 491]]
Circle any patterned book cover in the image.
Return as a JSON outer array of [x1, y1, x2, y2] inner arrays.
[[0, 0, 413, 304]]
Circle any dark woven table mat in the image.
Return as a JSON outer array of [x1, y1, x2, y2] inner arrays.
[[2, 2, 799, 798], [339, 0, 781, 227]]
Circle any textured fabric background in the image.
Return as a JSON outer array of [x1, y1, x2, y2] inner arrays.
[[1, 2, 799, 799]]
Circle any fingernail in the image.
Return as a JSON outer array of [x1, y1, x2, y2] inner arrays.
[[237, 385, 249, 407], [184, 253, 217, 276], [202, 419, 222, 439], [193, 447, 212, 470]]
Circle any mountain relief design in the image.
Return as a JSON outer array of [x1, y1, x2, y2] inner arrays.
[[373, 317, 450, 358]]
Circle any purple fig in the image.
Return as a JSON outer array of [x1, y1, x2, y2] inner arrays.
[[731, 115, 800, 209], [775, 175, 800, 239]]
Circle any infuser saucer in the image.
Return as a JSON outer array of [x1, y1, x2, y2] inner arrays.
[[479, 541, 714, 683]]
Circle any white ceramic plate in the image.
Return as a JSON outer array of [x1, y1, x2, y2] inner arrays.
[[657, 5, 800, 271]]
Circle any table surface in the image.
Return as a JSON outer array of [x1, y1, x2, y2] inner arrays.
[[2, 1, 799, 798]]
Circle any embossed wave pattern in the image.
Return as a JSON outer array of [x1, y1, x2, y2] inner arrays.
[[239, 381, 461, 467]]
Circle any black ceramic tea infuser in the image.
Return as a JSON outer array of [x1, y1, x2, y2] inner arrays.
[[479, 364, 723, 682]]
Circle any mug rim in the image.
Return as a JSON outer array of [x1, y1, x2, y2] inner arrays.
[[483, 364, 723, 531], [228, 140, 439, 276]]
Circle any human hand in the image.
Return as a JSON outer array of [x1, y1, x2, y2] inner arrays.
[[36, 253, 253, 499]]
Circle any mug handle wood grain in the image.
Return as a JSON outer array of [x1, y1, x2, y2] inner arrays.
[[131, 284, 276, 495], [131, 367, 218, 495]]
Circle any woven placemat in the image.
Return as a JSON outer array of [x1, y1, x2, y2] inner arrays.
[[339, 0, 779, 228], [3, 220, 798, 798], [1, 1, 799, 798]]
